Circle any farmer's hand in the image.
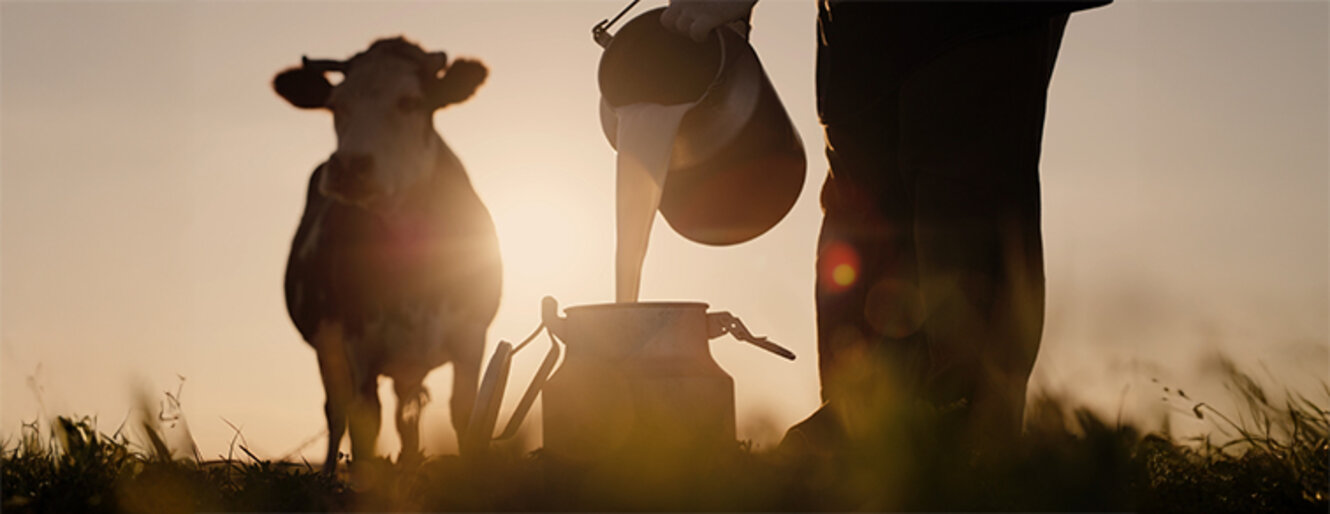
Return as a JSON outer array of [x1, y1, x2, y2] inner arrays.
[[660, 0, 757, 42]]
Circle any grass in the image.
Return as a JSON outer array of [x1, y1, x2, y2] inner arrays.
[[2, 361, 1326, 513]]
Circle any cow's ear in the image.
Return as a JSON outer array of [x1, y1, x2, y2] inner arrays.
[[273, 68, 333, 109], [428, 59, 487, 110]]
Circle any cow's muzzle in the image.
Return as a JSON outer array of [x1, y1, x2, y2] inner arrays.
[[320, 152, 379, 203]]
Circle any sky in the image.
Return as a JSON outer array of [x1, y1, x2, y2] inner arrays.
[[1, 0, 1326, 460]]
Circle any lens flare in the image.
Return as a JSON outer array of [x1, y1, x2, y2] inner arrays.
[[819, 241, 860, 293], [832, 264, 857, 287]]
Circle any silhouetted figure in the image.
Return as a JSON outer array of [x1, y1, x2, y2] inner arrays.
[[661, 0, 1109, 451], [273, 37, 500, 473]]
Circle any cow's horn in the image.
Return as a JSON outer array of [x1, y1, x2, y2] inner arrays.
[[301, 56, 347, 73]]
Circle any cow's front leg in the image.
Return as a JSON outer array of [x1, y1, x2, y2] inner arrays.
[[314, 322, 352, 474]]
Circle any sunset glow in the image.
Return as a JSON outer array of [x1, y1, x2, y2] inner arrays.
[[1, 1, 1325, 465]]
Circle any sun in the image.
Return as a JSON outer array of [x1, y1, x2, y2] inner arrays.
[[486, 185, 610, 298]]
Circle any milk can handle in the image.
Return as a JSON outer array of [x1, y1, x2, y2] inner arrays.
[[497, 334, 561, 440], [462, 320, 562, 454], [707, 312, 796, 360], [462, 340, 512, 455]]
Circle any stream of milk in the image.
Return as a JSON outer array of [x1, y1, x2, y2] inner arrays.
[[613, 102, 695, 303]]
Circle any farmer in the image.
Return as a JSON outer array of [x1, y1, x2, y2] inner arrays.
[[661, 0, 1110, 451]]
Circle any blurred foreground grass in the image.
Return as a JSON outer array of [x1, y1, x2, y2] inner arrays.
[[3, 361, 1326, 513]]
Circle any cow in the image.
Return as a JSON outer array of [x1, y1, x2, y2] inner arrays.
[[272, 37, 501, 473]]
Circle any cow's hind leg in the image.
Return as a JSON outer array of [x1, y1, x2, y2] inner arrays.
[[314, 322, 353, 474], [393, 372, 428, 465], [450, 324, 485, 448]]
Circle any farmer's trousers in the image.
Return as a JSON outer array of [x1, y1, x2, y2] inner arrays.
[[815, 13, 1070, 443]]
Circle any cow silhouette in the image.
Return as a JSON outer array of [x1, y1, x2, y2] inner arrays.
[[273, 37, 501, 473]]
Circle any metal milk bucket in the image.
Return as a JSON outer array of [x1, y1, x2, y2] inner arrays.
[[464, 297, 794, 460], [594, 4, 806, 246]]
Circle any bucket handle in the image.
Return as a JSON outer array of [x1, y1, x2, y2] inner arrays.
[[592, 0, 641, 48], [592, 0, 752, 48]]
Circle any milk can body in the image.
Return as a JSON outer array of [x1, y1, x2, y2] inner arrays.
[[542, 302, 736, 462]]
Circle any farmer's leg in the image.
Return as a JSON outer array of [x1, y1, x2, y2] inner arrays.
[[900, 15, 1069, 446], [813, 92, 933, 442]]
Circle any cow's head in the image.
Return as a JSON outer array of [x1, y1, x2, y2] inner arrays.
[[273, 37, 487, 208]]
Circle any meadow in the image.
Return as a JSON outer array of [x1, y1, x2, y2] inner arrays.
[[3, 360, 1326, 513]]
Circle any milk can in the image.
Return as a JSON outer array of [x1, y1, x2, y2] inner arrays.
[[594, 3, 806, 246], [464, 297, 794, 461]]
